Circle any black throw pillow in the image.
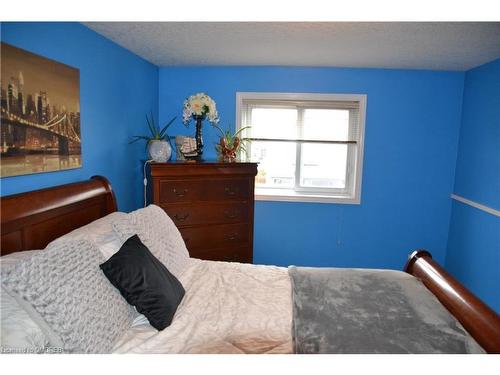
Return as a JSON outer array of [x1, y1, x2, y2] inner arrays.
[[100, 234, 185, 330]]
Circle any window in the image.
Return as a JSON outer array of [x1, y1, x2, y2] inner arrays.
[[236, 92, 366, 204]]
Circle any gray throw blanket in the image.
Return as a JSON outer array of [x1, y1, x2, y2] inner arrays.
[[288, 266, 484, 354]]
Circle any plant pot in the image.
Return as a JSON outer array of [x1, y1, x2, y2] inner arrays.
[[148, 140, 172, 162], [217, 136, 240, 163]]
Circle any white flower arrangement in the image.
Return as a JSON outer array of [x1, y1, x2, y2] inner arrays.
[[182, 92, 219, 125]]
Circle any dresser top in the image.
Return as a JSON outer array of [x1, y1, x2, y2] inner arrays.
[[149, 160, 258, 167], [149, 160, 258, 176]]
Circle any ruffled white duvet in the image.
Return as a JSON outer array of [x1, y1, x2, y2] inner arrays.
[[112, 259, 293, 354]]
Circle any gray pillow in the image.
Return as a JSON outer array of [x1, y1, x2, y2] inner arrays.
[[112, 205, 190, 279], [1, 239, 135, 353]]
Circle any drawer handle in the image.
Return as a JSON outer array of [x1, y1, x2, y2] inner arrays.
[[224, 187, 238, 196], [224, 209, 240, 219], [173, 213, 190, 222], [224, 233, 239, 241], [173, 188, 188, 197]]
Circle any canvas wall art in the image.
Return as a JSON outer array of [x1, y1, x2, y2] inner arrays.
[[1, 42, 81, 177]]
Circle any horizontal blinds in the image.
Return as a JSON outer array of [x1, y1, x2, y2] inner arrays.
[[242, 99, 361, 143], [246, 138, 357, 144], [243, 99, 359, 109], [349, 107, 360, 142]]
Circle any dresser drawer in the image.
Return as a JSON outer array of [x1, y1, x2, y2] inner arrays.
[[179, 223, 248, 250], [190, 246, 252, 263], [158, 180, 200, 204], [161, 203, 248, 227], [200, 179, 250, 201], [158, 178, 250, 204]]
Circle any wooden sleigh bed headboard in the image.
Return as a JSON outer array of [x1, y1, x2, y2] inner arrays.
[[1, 176, 499, 353], [1, 176, 117, 256]]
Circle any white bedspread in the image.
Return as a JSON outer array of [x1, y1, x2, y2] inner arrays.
[[112, 258, 293, 354]]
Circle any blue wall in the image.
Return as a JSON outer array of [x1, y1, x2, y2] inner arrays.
[[452, 59, 500, 210], [0, 22, 159, 212], [445, 59, 500, 312], [159, 66, 465, 269]]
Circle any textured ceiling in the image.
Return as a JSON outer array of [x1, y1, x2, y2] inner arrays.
[[84, 22, 500, 71]]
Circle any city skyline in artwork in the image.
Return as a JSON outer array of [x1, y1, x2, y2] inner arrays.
[[1, 42, 81, 177]]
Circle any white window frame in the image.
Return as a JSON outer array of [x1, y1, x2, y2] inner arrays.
[[236, 92, 367, 204]]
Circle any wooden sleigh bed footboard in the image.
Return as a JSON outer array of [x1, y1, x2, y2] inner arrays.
[[0, 176, 499, 353], [404, 250, 500, 353]]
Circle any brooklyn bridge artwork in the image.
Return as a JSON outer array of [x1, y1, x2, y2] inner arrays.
[[1, 43, 81, 177]]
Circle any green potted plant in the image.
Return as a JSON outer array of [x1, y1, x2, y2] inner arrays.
[[130, 112, 176, 162], [213, 124, 251, 162]]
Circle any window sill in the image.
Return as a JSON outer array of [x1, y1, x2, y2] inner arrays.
[[255, 189, 360, 204]]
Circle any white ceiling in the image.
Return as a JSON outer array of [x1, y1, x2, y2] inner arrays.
[[84, 22, 500, 71]]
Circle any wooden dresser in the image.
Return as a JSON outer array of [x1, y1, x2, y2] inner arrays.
[[148, 161, 258, 263]]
